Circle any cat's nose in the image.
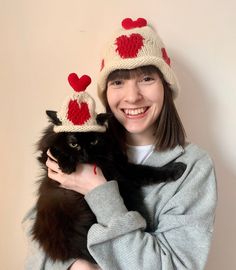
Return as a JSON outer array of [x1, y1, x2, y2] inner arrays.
[[81, 149, 89, 161]]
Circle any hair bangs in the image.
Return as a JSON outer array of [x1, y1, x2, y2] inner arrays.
[[107, 65, 161, 83]]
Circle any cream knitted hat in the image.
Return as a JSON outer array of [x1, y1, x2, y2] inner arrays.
[[52, 73, 106, 133], [98, 17, 180, 102]]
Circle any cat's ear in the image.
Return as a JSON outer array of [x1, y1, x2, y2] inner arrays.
[[46, 110, 62, 125], [96, 113, 112, 126]]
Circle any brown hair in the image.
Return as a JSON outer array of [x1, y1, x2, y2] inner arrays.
[[101, 65, 186, 152]]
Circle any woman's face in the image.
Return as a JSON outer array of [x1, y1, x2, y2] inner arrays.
[[106, 71, 164, 145]]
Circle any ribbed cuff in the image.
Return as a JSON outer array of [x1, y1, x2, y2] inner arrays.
[[85, 181, 128, 226]]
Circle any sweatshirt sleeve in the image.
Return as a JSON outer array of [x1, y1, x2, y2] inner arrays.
[[84, 153, 217, 270]]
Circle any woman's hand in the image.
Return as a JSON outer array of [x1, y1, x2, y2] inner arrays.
[[69, 259, 101, 270], [46, 150, 107, 195]]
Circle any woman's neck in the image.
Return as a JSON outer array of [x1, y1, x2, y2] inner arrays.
[[126, 132, 156, 146]]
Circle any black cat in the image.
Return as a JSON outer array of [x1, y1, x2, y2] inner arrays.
[[32, 112, 186, 263]]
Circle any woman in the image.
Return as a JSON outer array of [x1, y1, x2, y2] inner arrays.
[[24, 18, 217, 270]]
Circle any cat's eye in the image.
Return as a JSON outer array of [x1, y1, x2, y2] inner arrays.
[[91, 139, 99, 146], [69, 142, 81, 150]]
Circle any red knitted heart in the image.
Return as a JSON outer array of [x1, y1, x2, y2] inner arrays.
[[161, 48, 171, 66], [68, 73, 91, 92], [67, 100, 91, 125], [122, 18, 147, 30], [115, 34, 144, 58]]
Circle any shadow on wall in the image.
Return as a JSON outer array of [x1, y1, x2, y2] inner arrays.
[[173, 56, 236, 270]]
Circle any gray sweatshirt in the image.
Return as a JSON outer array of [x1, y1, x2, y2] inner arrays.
[[23, 143, 217, 270]]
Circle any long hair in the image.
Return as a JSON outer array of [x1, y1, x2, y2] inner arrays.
[[101, 65, 186, 152]]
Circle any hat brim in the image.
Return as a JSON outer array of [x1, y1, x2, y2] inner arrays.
[[54, 125, 106, 133]]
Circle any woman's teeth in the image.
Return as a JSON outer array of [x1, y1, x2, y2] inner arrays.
[[123, 107, 147, 116]]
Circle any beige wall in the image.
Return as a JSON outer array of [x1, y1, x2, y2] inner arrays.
[[1, 0, 235, 269]]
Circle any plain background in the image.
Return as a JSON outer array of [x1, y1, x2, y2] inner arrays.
[[1, 0, 235, 269]]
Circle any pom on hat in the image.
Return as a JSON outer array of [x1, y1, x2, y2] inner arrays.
[[121, 18, 147, 30], [50, 73, 106, 133], [68, 73, 92, 92], [97, 17, 180, 104]]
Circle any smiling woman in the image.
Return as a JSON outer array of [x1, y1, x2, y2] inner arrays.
[[103, 65, 186, 149], [23, 17, 217, 270], [107, 67, 164, 145]]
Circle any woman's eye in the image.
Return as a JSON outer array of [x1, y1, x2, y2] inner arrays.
[[142, 76, 154, 82], [69, 143, 81, 150], [109, 80, 123, 87]]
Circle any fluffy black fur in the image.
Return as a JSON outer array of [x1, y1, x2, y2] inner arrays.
[[32, 112, 186, 263]]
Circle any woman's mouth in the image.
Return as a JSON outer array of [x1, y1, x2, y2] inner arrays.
[[122, 107, 149, 117]]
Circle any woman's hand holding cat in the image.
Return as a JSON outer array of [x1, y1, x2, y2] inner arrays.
[[46, 150, 107, 195]]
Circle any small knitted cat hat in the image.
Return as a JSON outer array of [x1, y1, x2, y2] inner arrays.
[[98, 17, 180, 103], [50, 73, 106, 133]]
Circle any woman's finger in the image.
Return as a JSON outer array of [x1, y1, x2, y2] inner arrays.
[[46, 149, 58, 162], [46, 157, 61, 173], [48, 168, 58, 179]]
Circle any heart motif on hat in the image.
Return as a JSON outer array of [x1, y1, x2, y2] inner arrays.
[[122, 18, 147, 30], [67, 100, 91, 125], [161, 48, 171, 66], [115, 33, 144, 58], [68, 73, 91, 92]]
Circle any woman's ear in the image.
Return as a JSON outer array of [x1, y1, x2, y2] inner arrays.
[[46, 110, 62, 125]]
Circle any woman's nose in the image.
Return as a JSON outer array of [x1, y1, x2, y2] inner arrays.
[[124, 81, 142, 103]]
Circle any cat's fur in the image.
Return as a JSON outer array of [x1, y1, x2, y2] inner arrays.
[[32, 112, 186, 263]]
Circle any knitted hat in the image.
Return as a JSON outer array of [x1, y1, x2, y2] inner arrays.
[[52, 73, 106, 133], [98, 17, 180, 103]]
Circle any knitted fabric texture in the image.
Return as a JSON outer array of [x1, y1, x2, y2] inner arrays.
[[54, 73, 106, 133], [98, 17, 180, 103]]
